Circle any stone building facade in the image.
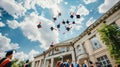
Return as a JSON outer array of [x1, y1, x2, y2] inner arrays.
[[33, 1, 120, 67]]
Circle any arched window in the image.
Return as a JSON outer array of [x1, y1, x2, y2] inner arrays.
[[90, 35, 102, 50]]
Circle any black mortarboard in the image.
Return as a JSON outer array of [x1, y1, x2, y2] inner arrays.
[[50, 27, 54, 31], [66, 27, 70, 31], [57, 24, 60, 28], [58, 13, 61, 16], [5, 50, 14, 57], [53, 17, 57, 21], [72, 21, 75, 24], [76, 15, 80, 18], [62, 20, 65, 24], [26, 60, 29, 63], [37, 24, 42, 28], [66, 20, 69, 24], [70, 15, 74, 18]]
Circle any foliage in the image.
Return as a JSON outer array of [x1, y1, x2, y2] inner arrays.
[[11, 58, 32, 67], [12, 59, 19, 67], [98, 23, 120, 63]]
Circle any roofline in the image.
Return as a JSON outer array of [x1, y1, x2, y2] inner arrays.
[[78, 1, 120, 39]]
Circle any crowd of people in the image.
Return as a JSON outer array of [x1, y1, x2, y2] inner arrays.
[[55, 58, 120, 67], [0, 50, 120, 67], [0, 50, 30, 67], [55, 59, 101, 67]]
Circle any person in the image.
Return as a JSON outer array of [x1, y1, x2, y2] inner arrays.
[[0, 50, 14, 67], [66, 59, 70, 67], [76, 60, 80, 67], [83, 60, 87, 67], [95, 62, 101, 67], [56, 57, 64, 67], [24, 60, 30, 67], [0, 57, 2, 60], [89, 61, 94, 67]]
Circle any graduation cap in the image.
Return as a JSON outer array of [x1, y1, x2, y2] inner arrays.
[[62, 20, 65, 24], [37, 24, 42, 28], [5, 49, 16, 56], [57, 24, 60, 28], [72, 21, 75, 24], [76, 15, 80, 18], [66, 27, 70, 31], [53, 17, 57, 21], [50, 27, 54, 31], [66, 20, 69, 24], [70, 15, 74, 18], [58, 12, 61, 16]]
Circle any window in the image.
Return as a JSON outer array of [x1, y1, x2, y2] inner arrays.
[[76, 45, 84, 55], [90, 35, 102, 50], [77, 45, 80, 51], [67, 47, 70, 51], [97, 55, 112, 67]]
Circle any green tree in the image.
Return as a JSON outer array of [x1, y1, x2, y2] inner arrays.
[[98, 23, 120, 63], [12, 59, 19, 67]]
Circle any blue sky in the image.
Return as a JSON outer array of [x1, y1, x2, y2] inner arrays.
[[0, 0, 119, 60]]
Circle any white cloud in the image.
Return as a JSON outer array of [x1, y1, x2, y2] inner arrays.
[[76, 4, 89, 16], [86, 17, 96, 27], [64, 2, 68, 5], [14, 52, 28, 61], [29, 49, 39, 61], [14, 49, 39, 61], [73, 17, 84, 30], [0, 0, 63, 18], [7, 20, 20, 29], [0, 52, 5, 58], [69, 6, 76, 13], [0, 22, 5, 27], [98, 0, 119, 13], [83, 0, 97, 4], [69, 5, 89, 16], [75, 17, 84, 24], [0, 0, 26, 18], [0, 33, 20, 57], [18, 12, 59, 50], [74, 25, 83, 30], [22, 0, 62, 16]]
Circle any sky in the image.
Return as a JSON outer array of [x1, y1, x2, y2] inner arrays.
[[0, 0, 119, 61]]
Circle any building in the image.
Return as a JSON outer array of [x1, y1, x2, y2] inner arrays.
[[33, 1, 120, 67]]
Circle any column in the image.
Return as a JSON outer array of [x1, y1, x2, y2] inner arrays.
[[38, 60, 41, 67], [43, 59, 46, 67], [72, 51, 76, 64], [51, 58, 54, 67]]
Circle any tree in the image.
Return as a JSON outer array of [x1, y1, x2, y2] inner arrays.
[[12, 59, 19, 67], [98, 23, 120, 63]]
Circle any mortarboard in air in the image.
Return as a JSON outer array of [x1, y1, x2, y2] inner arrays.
[[76, 15, 80, 18], [58, 12, 61, 16], [62, 20, 65, 24], [53, 17, 57, 21], [57, 24, 60, 28], [72, 21, 75, 24], [50, 27, 54, 31], [66, 27, 70, 31], [37, 24, 42, 28], [66, 20, 69, 24], [70, 15, 74, 18]]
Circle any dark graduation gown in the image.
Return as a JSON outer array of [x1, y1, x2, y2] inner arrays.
[[0, 58, 12, 67]]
